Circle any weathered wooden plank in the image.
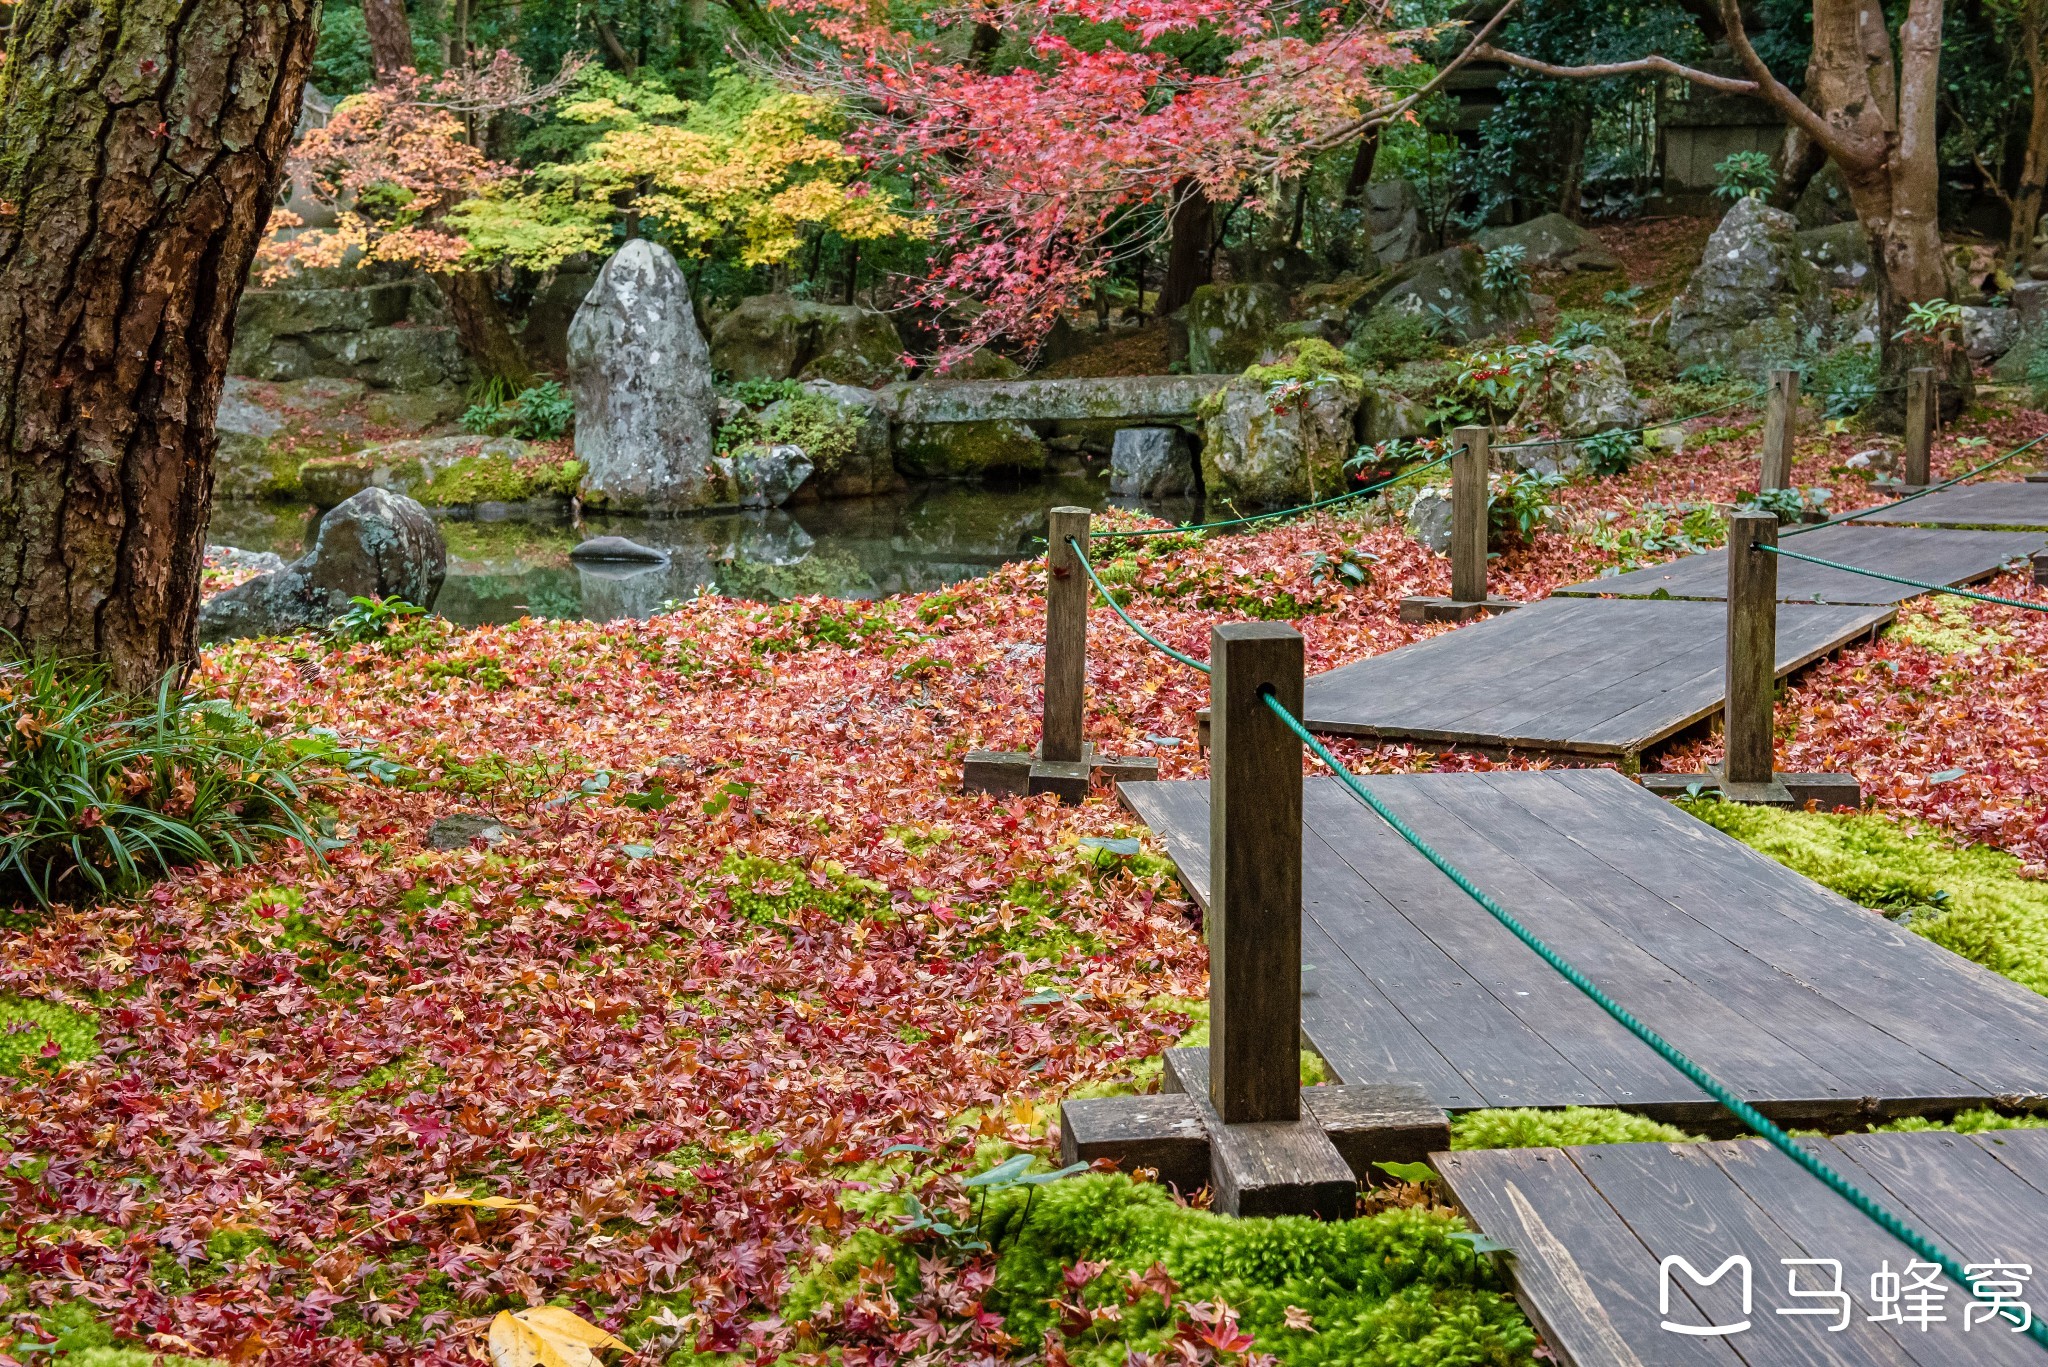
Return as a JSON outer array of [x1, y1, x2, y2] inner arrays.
[[1042, 507, 1091, 763], [1059, 1094, 1210, 1194], [1569, 1141, 1929, 1366], [1854, 481, 2048, 530], [1554, 526, 2044, 604], [1435, 1145, 1742, 1367], [1451, 426, 1490, 604], [1761, 368, 1798, 492], [1300, 599, 1892, 759]]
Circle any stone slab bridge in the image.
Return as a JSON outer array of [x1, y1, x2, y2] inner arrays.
[[875, 375, 1232, 429]]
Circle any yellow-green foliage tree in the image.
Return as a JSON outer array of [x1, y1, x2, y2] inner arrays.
[[449, 70, 915, 272]]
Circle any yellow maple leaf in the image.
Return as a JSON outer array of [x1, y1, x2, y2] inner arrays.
[[422, 1188, 541, 1215], [487, 1307, 626, 1367]]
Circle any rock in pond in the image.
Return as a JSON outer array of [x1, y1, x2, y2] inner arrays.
[[199, 488, 447, 643], [1109, 427, 1199, 499], [568, 240, 723, 513], [570, 536, 670, 564]]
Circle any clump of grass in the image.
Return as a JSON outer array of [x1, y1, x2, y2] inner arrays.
[[0, 655, 326, 906]]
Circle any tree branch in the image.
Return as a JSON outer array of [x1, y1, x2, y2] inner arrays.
[[1296, 0, 1523, 156], [1717, 0, 1876, 171], [1473, 44, 1758, 94]]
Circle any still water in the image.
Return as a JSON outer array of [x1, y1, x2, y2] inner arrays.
[[207, 473, 1201, 627]]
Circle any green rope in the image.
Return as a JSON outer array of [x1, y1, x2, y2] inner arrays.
[[1760, 543, 2048, 612], [1070, 541, 1212, 673], [1066, 526, 2042, 1336], [1259, 691, 2046, 1345], [1783, 431, 2048, 537], [1093, 455, 1451, 540]]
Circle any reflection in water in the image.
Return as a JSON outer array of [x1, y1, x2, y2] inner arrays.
[[205, 473, 1200, 626]]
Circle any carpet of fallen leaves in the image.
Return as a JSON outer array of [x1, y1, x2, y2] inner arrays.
[[4, 396, 2048, 1365]]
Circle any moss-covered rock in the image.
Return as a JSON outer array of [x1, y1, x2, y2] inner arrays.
[[1349, 244, 1534, 344], [1668, 197, 1832, 378], [893, 419, 1048, 480], [1182, 282, 1288, 374], [709, 292, 908, 389], [298, 435, 579, 510], [1199, 343, 1362, 508]]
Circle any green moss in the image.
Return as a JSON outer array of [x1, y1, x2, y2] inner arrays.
[[716, 853, 891, 925], [718, 391, 865, 476], [416, 453, 582, 507], [0, 995, 97, 1075], [1681, 800, 2048, 995], [772, 1174, 1533, 1366], [1892, 598, 2007, 655], [1866, 1108, 2048, 1135], [1451, 1107, 1703, 1150]]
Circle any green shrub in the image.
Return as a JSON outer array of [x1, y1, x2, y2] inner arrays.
[[1681, 801, 2048, 995], [459, 380, 576, 440], [1452, 1107, 1702, 1149], [1346, 312, 1445, 371], [719, 390, 866, 476], [1713, 151, 1776, 201], [1577, 428, 1643, 478], [0, 656, 327, 906], [328, 594, 427, 645]]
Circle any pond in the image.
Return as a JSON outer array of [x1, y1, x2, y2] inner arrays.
[[207, 473, 1202, 626]]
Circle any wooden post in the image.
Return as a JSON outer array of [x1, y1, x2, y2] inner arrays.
[[1042, 506, 1091, 765], [1208, 622, 1304, 1125], [1903, 367, 1935, 488], [1449, 426, 1490, 605], [1759, 368, 1798, 492], [1723, 511, 1778, 788]]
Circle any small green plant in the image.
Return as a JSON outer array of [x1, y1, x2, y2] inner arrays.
[[723, 377, 806, 408], [1490, 468, 1567, 543], [1740, 485, 1832, 523], [0, 657, 327, 906], [1713, 150, 1777, 201], [1480, 242, 1530, 303], [1577, 427, 1643, 478], [1893, 298, 1966, 352], [459, 381, 576, 440], [1601, 283, 1646, 309], [1422, 300, 1473, 341], [329, 595, 427, 645], [1678, 362, 1729, 386], [1587, 500, 1726, 570], [1554, 319, 1608, 350]]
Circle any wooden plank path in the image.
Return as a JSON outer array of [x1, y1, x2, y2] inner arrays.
[[1299, 598, 1892, 762], [1121, 768, 2048, 1128], [1553, 524, 2044, 604], [1437, 1129, 2048, 1367], [1856, 480, 2048, 529]]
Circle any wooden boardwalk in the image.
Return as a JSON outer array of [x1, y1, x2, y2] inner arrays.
[[1857, 480, 2048, 530], [1554, 525, 2043, 604], [1438, 1129, 2048, 1366], [1299, 598, 1891, 762], [1120, 769, 2048, 1128]]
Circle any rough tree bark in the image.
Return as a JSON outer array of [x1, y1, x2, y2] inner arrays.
[[0, 0, 319, 689], [1486, 0, 1969, 417], [436, 272, 535, 389], [2010, 1, 2048, 256], [1157, 181, 1215, 317], [363, 0, 417, 81]]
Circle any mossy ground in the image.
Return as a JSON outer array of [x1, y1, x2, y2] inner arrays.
[[417, 453, 583, 507], [0, 994, 96, 1075], [1682, 798, 2048, 995]]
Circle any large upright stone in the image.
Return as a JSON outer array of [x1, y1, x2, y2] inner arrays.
[[1183, 283, 1288, 374], [198, 489, 446, 642], [1668, 197, 1831, 376], [568, 240, 722, 513], [1110, 427, 1198, 498]]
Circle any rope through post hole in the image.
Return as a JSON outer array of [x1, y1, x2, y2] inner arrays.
[[1064, 534, 2042, 1341], [1093, 454, 1450, 541], [1782, 431, 2048, 538], [1760, 544, 2048, 613]]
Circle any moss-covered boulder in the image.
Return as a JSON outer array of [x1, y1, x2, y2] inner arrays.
[[893, 418, 1048, 479], [1350, 244, 1534, 343], [299, 435, 580, 510], [1473, 213, 1621, 273], [1668, 197, 1832, 377], [230, 277, 467, 392], [1181, 282, 1288, 374], [710, 292, 908, 389], [1198, 341, 1363, 507], [213, 376, 375, 501]]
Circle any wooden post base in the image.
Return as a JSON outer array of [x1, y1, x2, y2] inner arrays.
[[2033, 549, 2048, 588], [1059, 1046, 1448, 1218], [1638, 769, 1861, 810], [962, 744, 1160, 803], [1397, 595, 1524, 625]]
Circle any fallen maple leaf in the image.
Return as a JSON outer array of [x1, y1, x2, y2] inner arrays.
[[488, 1307, 625, 1367], [424, 1187, 541, 1214]]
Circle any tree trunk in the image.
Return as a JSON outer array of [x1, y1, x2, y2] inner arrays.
[[436, 272, 534, 390], [1769, 124, 1828, 213], [2010, 8, 2048, 258], [0, 0, 317, 690], [1556, 111, 1589, 220], [1341, 131, 1380, 206], [1156, 180, 1214, 316], [363, 0, 415, 80]]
